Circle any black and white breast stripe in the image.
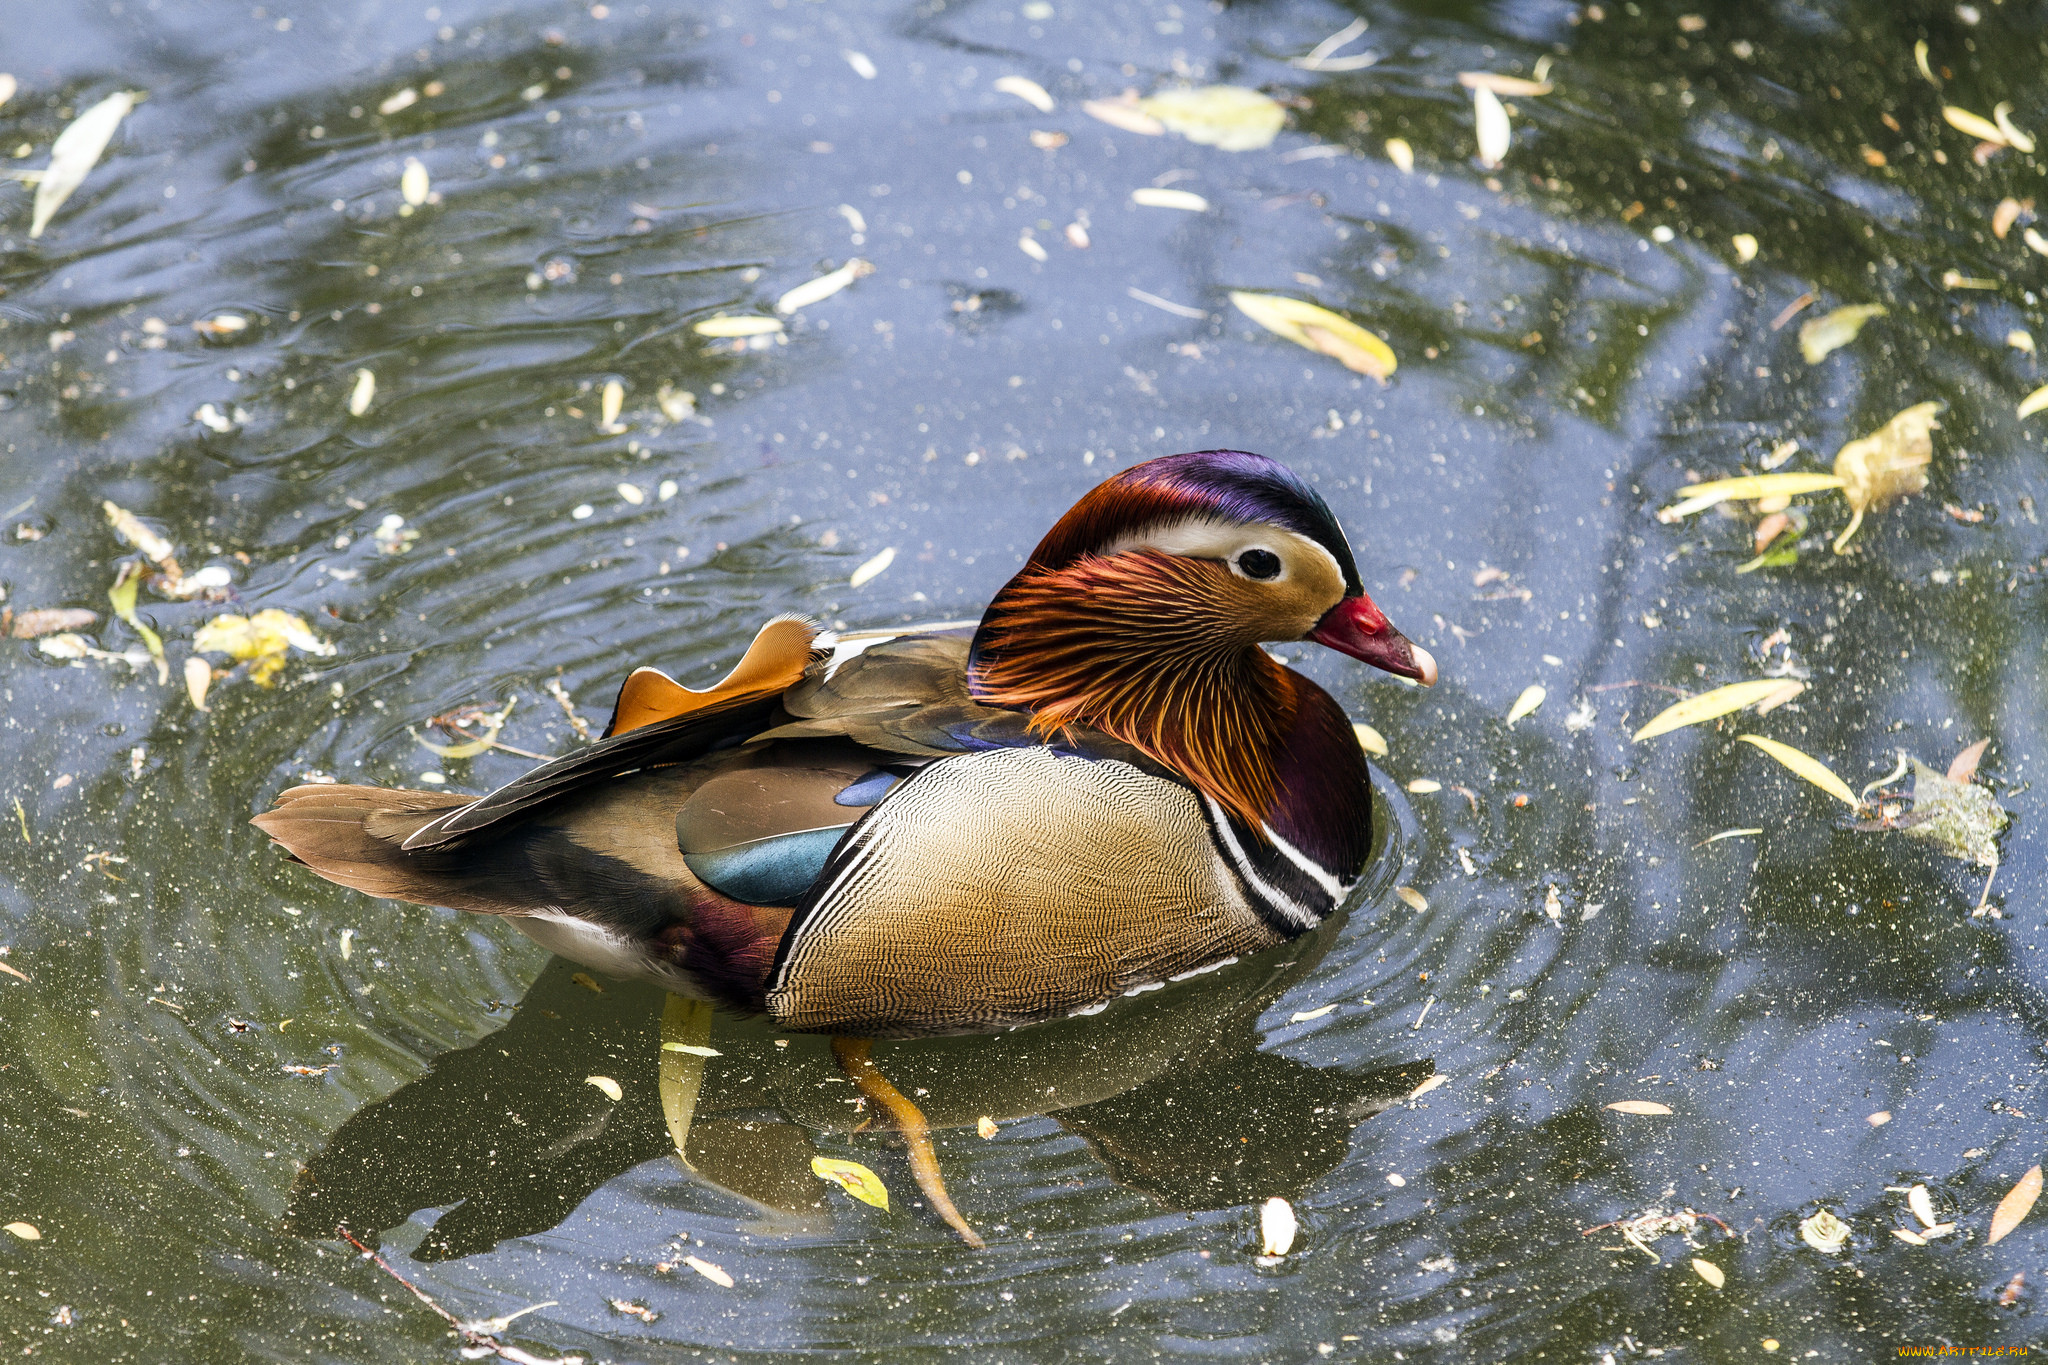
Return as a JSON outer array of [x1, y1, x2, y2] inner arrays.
[[1199, 795, 1350, 936]]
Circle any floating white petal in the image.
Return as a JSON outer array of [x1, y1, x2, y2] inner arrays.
[[1473, 87, 1511, 168], [32, 90, 140, 239]]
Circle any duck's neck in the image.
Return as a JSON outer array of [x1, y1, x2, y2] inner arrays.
[[969, 554, 1329, 835]]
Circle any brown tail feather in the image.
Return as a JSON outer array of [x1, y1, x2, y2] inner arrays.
[[252, 784, 517, 911]]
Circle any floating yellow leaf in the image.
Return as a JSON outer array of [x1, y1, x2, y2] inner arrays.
[[1831, 401, 1939, 553], [775, 258, 873, 315], [682, 1255, 733, 1287], [1260, 1196, 1298, 1256], [32, 90, 139, 238], [1798, 304, 1886, 364], [1472, 86, 1510, 168], [1944, 105, 2007, 145], [1409, 1074, 1449, 1098], [1798, 1207, 1851, 1253], [1290, 1004, 1337, 1023], [1908, 1184, 1939, 1229], [1732, 233, 1758, 263], [1405, 779, 1440, 794], [1633, 680, 1805, 741], [1230, 292, 1396, 379], [2009, 329, 2036, 356], [693, 315, 784, 338], [977, 1114, 999, 1139], [414, 698, 515, 759], [1505, 684, 1545, 725], [812, 1156, 890, 1209], [1915, 40, 1938, 86], [993, 75, 1054, 113], [1604, 1100, 1673, 1115], [1352, 722, 1388, 757], [601, 380, 623, 428], [1995, 103, 2036, 154], [585, 1075, 623, 1102], [1082, 96, 1165, 136], [850, 546, 895, 588], [1131, 187, 1209, 212], [1384, 137, 1414, 172], [1654, 472, 1844, 522], [571, 971, 604, 992], [1137, 86, 1286, 152], [1691, 1258, 1725, 1288], [1458, 71, 1553, 97], [0, 75, 14, 110], [192, 608, 335, 687], [1989, 1165, 2042, 1244], [379, 87, 419, 115], [108, 563, 167, 685], [348, 369, 375, 417], [3, 1222, 39, 1241], [2020, 385, 2048, 420], [660, 993, 714, 1165], [1737, 735, 1859, 807], [1394, 885, 1428, 911]]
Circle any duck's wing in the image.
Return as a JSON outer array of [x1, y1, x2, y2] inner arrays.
[[398, 690, 791, 850], [397, 618, 822, 852]]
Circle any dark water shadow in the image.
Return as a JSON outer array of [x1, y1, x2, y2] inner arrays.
[[288, 944, 1429, 1261]]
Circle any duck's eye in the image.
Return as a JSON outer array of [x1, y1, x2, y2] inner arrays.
[[1236, 548, 1282, 580]]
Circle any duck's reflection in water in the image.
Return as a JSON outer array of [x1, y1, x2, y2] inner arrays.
[[287, 928, 1426, 1260]]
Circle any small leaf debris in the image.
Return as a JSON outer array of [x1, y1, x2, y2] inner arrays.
[[1230, 292, 1395, 379], [1633, 680, 1804, 741], [849, 546, 895, 587], [1798, 304, 1886, 364], [1738, 734, 1860, 807], [1989, 1166, 2042, 1245], [31, 90, 140, 238], [1798, 1207, 1851, 1254], [811, 1156, 890, 1210], [1505, 684, 1546, 725], [1137, 86, 1286, 152]]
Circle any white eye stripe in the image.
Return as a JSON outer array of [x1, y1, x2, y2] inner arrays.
[[1100, 516, 1343, 586]]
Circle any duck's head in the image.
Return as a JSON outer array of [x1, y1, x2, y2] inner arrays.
[[969, 450, 1432, 826]]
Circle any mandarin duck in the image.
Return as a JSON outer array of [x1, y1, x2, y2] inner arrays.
[[255, 448, 1436, 1245]]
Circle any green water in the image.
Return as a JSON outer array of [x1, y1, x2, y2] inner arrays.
[[3, 0, 2046, 1359]]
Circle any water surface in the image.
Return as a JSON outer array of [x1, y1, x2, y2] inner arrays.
[[3, 0, 2046, 1359]]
